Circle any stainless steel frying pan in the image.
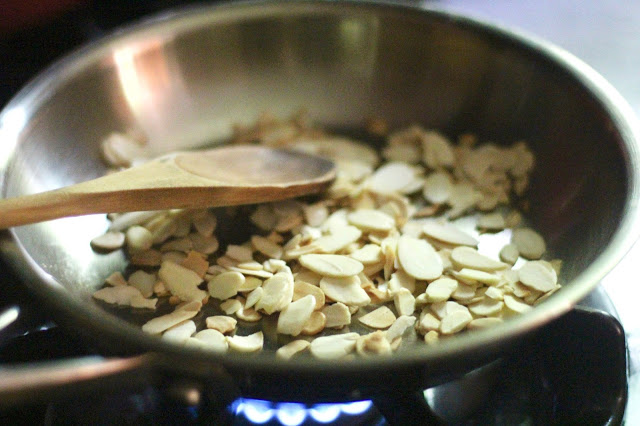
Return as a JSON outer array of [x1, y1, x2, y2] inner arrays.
[[1, 0, 639, 408]]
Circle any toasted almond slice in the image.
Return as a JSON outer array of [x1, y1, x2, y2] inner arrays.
[[158, 260, 206, 302], [322, 302, 352, 329], [160, 237, 193, 253], [451, 281, 477, 301], [207, 271, 243, 300], [397, 235, 443, 280], [239, 276, 262, 292], [250, 204, 278, 231], [162, 320, 196, 343], [456, 268, 500, 285], [180, 250, 209, 278], [347, 209, 396, 231], [320, 275, 371, 306], [236, 261, 264, 271], [191, 210, 217, 236], [309, 333, 359, 360], [91, 231, 125, 252], [189, 233, 219, 255], [512, 228, 546, 260], [293, 281, 325, 310], [424, 330, 439, 345], [245, 287, 264, 309], [450, 246, 508, 272], [314, 226, 362, 254], [431, 300, 469, 320], [425, 277, 458, 303], [518, 261, 557, 292], [477, 212, 506, 231], [220, 298, 242, 315], [394, 288, 416, 316], [255, 270, 294, 314], [93, 285, 157, 310], [349, 244, 384, 265], [303, 203, 329, 227], [227, 331, 264, 353], [468, 317, 504, 330], [128, 270, 155, 298], [225, 244, 253, 262], [422, 221, 478, 247], [206, 315, 237, 334], [440, 310, 473, 334], [416, 311, 440, 334], [105, 271, 128, 287], [228, 266, 274, 279], [422, 172, 452, 205], [277, 295, 316, 336], [368, 162, 416, 194], [356, 331, 392, 356], [301, 311, 327, 335], [236, 305, 263, 322], [387, 269, 416, 294], [358, 306, 396, 329], [503, 294, 532, 314], [422, 130, 455, 168], [251, 235, 283, 260], [130, 249, 163, 267], [499, 243, 520, 265], [299, 254, 364, 278], [276, 340, 311, 360], [469, 298, 504, 316], [484, 286, 504, 300], [126, 226, 154, 252], [385, 315, 416, 342], [187, 329, 228, 353], [141, 304, 199, 334]]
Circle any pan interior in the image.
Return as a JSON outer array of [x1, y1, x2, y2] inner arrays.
[[0, 2, 636, 364]]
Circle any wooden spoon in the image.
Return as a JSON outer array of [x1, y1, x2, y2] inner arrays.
[[0, 145, 336, 228]]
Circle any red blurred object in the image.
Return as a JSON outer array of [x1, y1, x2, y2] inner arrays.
[[0, 0, 88, 33]]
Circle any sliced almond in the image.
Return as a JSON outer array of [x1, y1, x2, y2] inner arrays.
[[313, 226, 362, 254], [276, 340, 311, 360], [105, 271, 127, 287], [299, 254, 364, 278], [416, 311, 440, 334], [422, 172, 452, 205], [468, 317, 504, 330], [356, 331, 392, 356], [93, 285, 157, 310], [239, 276, 262, 292], [396, 235, 443, 280], [349, 244, 384, 265], [180, 250, 209, 278], [347, 209, 395, 231], [207, 271, 243, 300], [301, 311, 327, 335], [91, 231, 125, 252], [187, 329, 228, 353], [385, 315, 416, 342], [162, 320, 196, 344], [358, 306, 396, 329], [504, 294, 532, 314], [227, 331, 264, 353], [440, 310, 473, 334], [293, 281, 325, 310], [499, 243, 520, 265], [322, 302, 352, 329], [518, 261, 557, 292], [309, 333, 359, 360], [450, 246, 508, 272], [220, 298, 242, 315], [320, 275, 371, 306], [128, 270, 156, 298], [477, 212, 506, 231], [394, 288, 416, 316], [277, 295, 316, 336], [206, 315, 237, 334], [422, 221, 478, 247], [469, 298, 504, 316], [368, 162, 416, 194], [141, 302, 200, 334], [425, 277, 458, 303], [158, 260, 206, 302], [456, 268, 500, 285], [251, 235, 284, 259], [512, 228, 546, 260]]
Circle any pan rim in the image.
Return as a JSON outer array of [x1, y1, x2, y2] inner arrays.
[[1, 0, 639, 377]]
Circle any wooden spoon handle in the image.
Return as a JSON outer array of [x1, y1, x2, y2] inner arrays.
[[0, 158, 333, 228]]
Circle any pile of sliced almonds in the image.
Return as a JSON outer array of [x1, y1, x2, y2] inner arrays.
[[91, 113, 560, 360]]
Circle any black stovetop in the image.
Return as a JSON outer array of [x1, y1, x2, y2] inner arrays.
[[0, 1, 635, 424]]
